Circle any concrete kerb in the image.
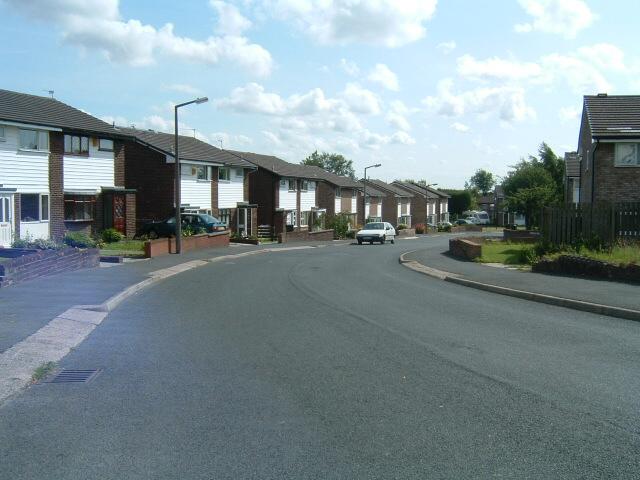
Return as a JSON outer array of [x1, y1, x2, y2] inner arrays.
[[399, 250, 640, 323], [0, 243, 331, 406]]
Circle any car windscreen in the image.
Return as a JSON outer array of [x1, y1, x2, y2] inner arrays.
[[364, 223, 384, 230], [200, 214, 221, 223]]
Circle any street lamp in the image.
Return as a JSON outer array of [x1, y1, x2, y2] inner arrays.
[[363, 163, 381, 223], [174, 96, 208, 254]]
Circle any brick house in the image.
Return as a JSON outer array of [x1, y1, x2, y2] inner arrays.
[[362, 179, 413, 227], [233, 151, 327, 235], [311, 167, 362, 228], [119, 128, 257, 236], [391, 180, 448, 225], [359, 182, 386, 224], [0, 89, 136, 247], [573, 94, 640, 204]]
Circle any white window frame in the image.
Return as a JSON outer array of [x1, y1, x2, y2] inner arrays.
[[335, 187, 341, 198], [219, 167, 231, 182], [195, 165, 212, 181], [218, 208, 231, 225], [300, 210, 310, 227], [287, 178, 296, 192], [18, 128, 49, 152], [352, 189, 357, 198], [20, 193, 50, 223], [301, 180, 309, 192], [286, 210, 297, 226], [64, 134, 89, 155], [0, 125, 5, 142], [614, 143, 640, 167], [99, 138, 114, 152]]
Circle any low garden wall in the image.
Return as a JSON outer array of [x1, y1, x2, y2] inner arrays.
[[0, 247, 100, 287], [278, 229, 334, 243], [144, 231, 229, 257], [397, 228, 416, 237], [503, 229, 540, 243], [451, 225, 483, 233], [533, 254, 640, 283], [448, 237, 483, 261]]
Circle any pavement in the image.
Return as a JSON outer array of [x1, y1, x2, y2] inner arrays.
[[2, 235, 640, 478], [402, 240, 640, 316]]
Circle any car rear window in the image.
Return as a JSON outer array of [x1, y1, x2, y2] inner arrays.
[[365, 223, 384, 229]]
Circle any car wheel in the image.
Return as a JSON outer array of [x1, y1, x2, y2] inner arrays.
[[391, 237, 395, 244], [148, 229, 159, 240], [381, 235, 386, 244]]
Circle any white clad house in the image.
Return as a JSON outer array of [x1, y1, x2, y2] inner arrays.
[[0, 89, 135, 246]]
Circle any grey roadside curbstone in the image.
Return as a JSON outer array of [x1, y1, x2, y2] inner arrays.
[[399, 251, 640, 323]]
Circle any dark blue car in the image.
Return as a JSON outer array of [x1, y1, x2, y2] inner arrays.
[[141, 214, 227, 239]]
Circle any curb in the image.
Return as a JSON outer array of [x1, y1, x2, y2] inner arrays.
[[399, 251, 640, 322]]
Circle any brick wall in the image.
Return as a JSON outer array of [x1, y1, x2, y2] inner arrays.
[[125, 192, 136, 238], [124, 140, 175, 228], [316, 182, 335, 216], [93, 194, 104, 235], [578, 109, 593, 203], [210, 166, 219, 216], [278, 229, 334, 243], [13, 194, 20, 239], [49, 132, 65, 241], [250, 168, 277, 226], [592, 142, 640, 203], [243, 168, 251, 201], [114, 140, 125, 186], [381, 194, 397, 225], [410, 196, 426, 226], [295, 179, 301, 231], [449, 237, 482, 260]]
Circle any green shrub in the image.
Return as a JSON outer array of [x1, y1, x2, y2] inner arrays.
[[326, 213, 351, 239], [12, 234, 61, 250], [438, 224, 452, 232], [346, 230, 356, 239], [396, 223, 408, 231], [64, 231, 97, 248], [101, 228, 124, 243]]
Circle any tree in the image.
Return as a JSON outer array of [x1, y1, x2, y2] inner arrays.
[[536, 142, 564, 202], [502, 158, 557, 229], [301, 151, 356, 179], [443, 189, 473, 216], [465, 169, 495, 195]]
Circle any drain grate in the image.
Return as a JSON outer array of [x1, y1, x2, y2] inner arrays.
[[49, 369, 101, 384]]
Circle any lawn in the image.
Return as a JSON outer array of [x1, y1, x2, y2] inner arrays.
[[100, 239, 146, 257], [477, 241, 531, 265], [577, 244, 640, 266]]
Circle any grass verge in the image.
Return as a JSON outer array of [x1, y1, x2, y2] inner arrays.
[[477, 240, 532, 265], [100, 239, 146, 257], [32, 361, 57, 383]]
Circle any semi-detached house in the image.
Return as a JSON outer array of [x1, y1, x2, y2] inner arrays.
[[312, 167, 362, 227], [0, 89, 135, 247], [362, 179, 413, 227], [119, 128, 257, 236]]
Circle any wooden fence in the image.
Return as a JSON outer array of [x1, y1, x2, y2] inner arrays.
[[541, 203, 640, 245]]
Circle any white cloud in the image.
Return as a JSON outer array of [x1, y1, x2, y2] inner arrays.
[[457, 55, 542, 81], [390, 131, 416, 145], [210, 0, 252, 36], [216, 83, 287, 114], [5, 0, 273, 76], [540, 53, 611, 93], [423, 79, 536, 123], [515, 0, 595, 38], [211, 131, 253, 149], [341, 83, 381, 115], [386, 100, 418, 131], [577, 43, 626, 72], [270, 0, 437, 47], [450, 122, 470, 133], [437, 41, 456, 55], [163, 84, 201, 95], [558, 105, 581, 123], [367, 63, 399, 91], [340, 58, 360, 77]]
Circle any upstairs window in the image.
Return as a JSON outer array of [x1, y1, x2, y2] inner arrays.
[[300, 180, 309, 192], [219, 167, 230, 181], [19, 129, 49, 151], [64, 134, 89, 155], [195, 165, 212, 180], [99, 138, 114, 151], [335, 187, 341, 198], [352, 189, 357, 198], [615, 143, 640, 166], [0, 126, 5, 141], [288, 179, 296, 191]]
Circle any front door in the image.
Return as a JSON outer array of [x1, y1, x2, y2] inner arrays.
[[0, 194, 13, 247], [113, 194, 126, 234]]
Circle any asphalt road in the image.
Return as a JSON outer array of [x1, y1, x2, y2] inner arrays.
[[2, 236, 640, 479]]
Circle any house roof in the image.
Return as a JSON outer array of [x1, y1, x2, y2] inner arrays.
[[564, 152, 580, 177], [364, 179, 413, 197], [0, 89, 122, 136], [304, 166, 361, 188], [120, 128, 251, 167], [229, 150, 326, 179], [392, 181, 439, 199], [477, 195, 494, 205], [358, 182, 386, 197], [584, 94, 640, 138]]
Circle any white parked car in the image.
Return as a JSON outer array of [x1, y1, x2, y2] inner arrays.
[[356, 222, 396, 245], [464, 210, 491, 225]]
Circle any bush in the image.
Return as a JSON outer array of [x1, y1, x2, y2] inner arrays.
[[396, 223, 408, 231], [326, 213, 351, 239], [414, 223, 426, 234], [12, 234, 61, 250], [64, 231, 97, 248], [438, 224, 452, 232], [101, 228, 124, 243], [346, 230, 356, 239]]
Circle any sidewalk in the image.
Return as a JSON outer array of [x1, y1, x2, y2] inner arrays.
[[402, 243, 640, 315], [0, 240, 348, 355]]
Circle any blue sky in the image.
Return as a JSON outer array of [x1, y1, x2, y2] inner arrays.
[[1, 0, 639, 187]]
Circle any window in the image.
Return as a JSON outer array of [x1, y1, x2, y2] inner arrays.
[[195, 166, 212, 180], [64, 195, 95, 221], [352, 189, 357, 198], [64, 134, 89, 155], [219, 167, 230, 181], [218, 209, 231, 225], [286, 210, 297, 226], [615, 143, 640, 166], [19, 129, 49, 151], [0, 126, 5, 141], [234, 168, 243, 178], [20, 193, 49, 222], [300, 180, 309, 192], [335, 187, 341, 198], [300, 211, 310, 227], [99, 138, 114, 151], [288, 179, 296, 191]]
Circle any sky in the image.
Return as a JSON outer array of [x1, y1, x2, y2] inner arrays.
[[1, 0, 639, 188]]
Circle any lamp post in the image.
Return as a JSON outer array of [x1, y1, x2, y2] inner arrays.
[[363, 163, 381, 223], [174, 96, 208, 254]]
